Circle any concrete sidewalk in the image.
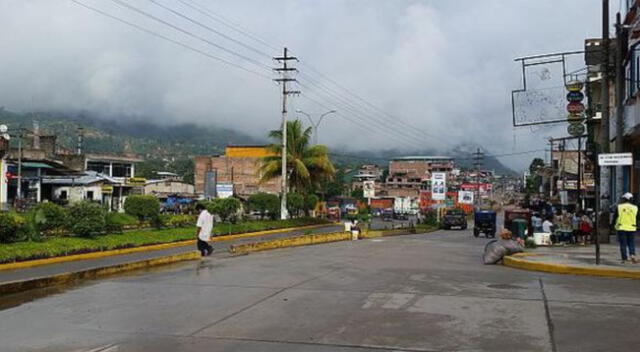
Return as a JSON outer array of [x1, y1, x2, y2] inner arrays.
[[504, 240, 640, 279], [0, 224, 342, 288]]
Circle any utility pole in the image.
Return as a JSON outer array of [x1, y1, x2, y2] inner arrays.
[[473, 148, 484, 207], [274, 47, 299, 220], [615, 12, 625, 198]]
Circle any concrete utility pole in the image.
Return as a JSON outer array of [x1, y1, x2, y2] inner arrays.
[[295, 109, 337, 145], [473, 148, 484, 207], [274, 47, 300, 220], [615, 12, 625, 198]]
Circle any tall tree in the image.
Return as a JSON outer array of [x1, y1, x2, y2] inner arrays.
[[260, 120, 336, 193]]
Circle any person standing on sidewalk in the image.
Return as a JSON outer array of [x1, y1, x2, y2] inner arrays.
[[195, 203, 214, 257], [612, 193, 638, 264]]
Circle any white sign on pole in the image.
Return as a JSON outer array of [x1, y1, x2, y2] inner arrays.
[[216, 183, 233, 198], [363, 180, 375, 199], [431, 172, 447, 201], [458, 190, 474, 205], [598, 153, 633, 166]]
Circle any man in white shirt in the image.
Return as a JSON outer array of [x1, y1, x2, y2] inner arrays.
[[542, 217, 554, 233], [195, 203, 214, 257]]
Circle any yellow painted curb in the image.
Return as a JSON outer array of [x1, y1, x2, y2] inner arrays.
[[503, 253, 640, 280], [229, 231, 352, 255], [0, 251, 201, 296], [0, 223, 334, 272]]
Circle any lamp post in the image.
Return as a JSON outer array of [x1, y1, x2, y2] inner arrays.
[[296, 109, 337, 145]]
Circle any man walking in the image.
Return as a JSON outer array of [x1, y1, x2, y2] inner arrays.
[[612, 193, 638, 264], [195, 203, 214, 257]]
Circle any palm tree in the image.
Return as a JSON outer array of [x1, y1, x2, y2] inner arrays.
[[259, 119, 336, 192]]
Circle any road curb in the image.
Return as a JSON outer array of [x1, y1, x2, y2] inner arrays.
[[503, 253, 640, 280], [0, 251, 201, 296], [229, 232, 351, 255], [0, 223, 334, 271]]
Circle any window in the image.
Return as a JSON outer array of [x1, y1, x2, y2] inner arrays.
[[112, 163, 132, 178], [628, 44, 640, 99], [87, 162, 109, 175], [86, 191, 94, 200], [60, 190, 67, 200]]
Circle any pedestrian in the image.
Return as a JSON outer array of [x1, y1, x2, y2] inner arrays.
[[531, 212, 543, 232], [542, 216, 556, 243], [195, 203, 214, 257], [579, 211, 593, 245], [612, 193, 638, 264], [571, 211, 581, 244]]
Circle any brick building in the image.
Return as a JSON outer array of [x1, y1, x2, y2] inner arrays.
[[194, 146, 281, 198], [385, 156, 454, 196]]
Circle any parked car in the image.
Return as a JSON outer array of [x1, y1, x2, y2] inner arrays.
[[382, 209, 394, 221], [441, 209, 467, 230]]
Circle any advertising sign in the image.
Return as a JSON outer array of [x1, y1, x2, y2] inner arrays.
[[431, 172, 447, 201], [216, 183, 234, 199], [458, 190, 474, 205], [363, 180, 375, 199], [598, 153, 633, 166], [204, 170, 217, 199]]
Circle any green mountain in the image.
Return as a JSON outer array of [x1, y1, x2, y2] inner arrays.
[[0, 108, 264, 159], [0, 109, 514, 177]]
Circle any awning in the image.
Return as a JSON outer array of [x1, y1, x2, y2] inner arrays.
[[21, 162, 53, 169]]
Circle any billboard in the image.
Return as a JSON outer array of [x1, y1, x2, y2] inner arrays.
[[216, 183, 234, 199], [431, 172, 447, 201], [363, 180, 375, 199], [458, 190, 474, 205], [204, 170, 217, 199]]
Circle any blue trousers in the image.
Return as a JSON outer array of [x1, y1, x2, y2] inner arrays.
[[617, 231, 636, 261]]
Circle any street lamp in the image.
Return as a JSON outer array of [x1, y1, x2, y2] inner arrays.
[[296, 109, 337, 145]]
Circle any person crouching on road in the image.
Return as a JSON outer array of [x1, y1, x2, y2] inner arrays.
[[195, 203, 214, 257], [612, 193, 638, 264]]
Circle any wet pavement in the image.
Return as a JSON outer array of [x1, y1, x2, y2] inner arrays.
[[1, 226, 639, 351], [519, 240, 640, 269], [0, 224, 342, 285]]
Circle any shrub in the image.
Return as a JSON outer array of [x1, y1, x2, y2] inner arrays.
[[304, 194, 319, 216], [422, 210, 438, 226], [247, 193, 280, 219], [0, 212, 26, 243], [67, 201, 106, 237], [124, 195, 161, 221], [208, 198, 242, 223], [287, 193, 304, 217], [105, 212, 139, 233], [166, 214, 194, 228], [31, 202, 67, 233]]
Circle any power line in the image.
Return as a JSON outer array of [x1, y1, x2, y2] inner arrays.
[[71, 0, 273, 80], [145, 0, 274, 59], [176, 0, 282, 52], [297, 78, 430, 148], [107, 0, 273, 72]]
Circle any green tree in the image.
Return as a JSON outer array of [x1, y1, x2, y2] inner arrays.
[[304, 194, 319, 216], [260, 120, 336, 192], [208, 198, 242, 223], [248, 193, 280, 219], [351, 188, 364, 200], [287, 192, 305, 217], [124, 195, 160, 222]]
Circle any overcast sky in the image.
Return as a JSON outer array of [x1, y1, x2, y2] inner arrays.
[[0, 0, 616, 170]]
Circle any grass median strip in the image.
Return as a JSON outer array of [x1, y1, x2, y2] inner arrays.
[[0, 218, 330, 264]]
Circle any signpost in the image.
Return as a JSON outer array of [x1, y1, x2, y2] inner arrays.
[[431, 172, 447, 201], [598, 153, 633, 166], [594, 152, 634, 264], [363, 180, 375, 200]]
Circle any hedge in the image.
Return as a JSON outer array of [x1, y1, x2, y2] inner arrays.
[[0, 217, 331, 264]]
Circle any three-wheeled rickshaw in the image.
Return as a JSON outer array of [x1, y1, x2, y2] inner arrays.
[[473, 210, 496, 238]]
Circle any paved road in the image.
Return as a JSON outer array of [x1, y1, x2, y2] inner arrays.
[[0, 224, 342, 285], [1, 227, 639, 351]]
